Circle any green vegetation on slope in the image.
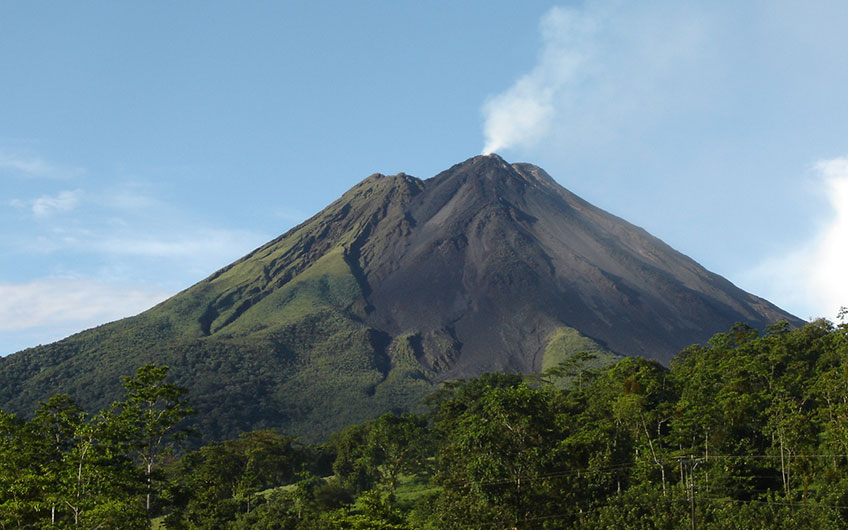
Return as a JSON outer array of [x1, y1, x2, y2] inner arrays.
[[0, 175, 437, 443], [0, 241, 431, 443], [541, 326, 623, 386]]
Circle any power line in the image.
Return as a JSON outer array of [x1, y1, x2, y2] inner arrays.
[[700, 454, 848, 460], [440, 452, 848, 490], [697, 496, 848, 510], [442, 451, 848, 488]]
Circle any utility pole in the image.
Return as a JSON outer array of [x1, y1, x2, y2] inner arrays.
[[689, 463, 696, 530], [678, 456, 699, 530]]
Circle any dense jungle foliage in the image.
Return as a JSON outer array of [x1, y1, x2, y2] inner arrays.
[[2, 317, 848, 529]]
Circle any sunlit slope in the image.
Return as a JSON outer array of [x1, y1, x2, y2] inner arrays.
[[0, 173, 432, 441]]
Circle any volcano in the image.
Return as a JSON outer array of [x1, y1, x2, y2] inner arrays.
[[0, 154, 800, 441]]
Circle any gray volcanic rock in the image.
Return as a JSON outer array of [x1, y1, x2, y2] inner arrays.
[[357, 153, 798, 372]]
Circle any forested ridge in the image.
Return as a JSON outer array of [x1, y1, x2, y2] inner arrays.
[[3, 316, 848, 529]]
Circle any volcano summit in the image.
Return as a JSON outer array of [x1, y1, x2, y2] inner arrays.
[[0, 154, 800, 441]]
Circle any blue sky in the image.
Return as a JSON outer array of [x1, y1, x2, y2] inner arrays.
[[2, 1, 847, 355]]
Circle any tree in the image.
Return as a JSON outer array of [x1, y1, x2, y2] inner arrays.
[[112, 364, 194, 519], [433, 382, 567, 528], [367, 413, 431, 496], [539, 350, 598, 389], [331, 421, 381, 494], [0, 409, 41, 527], [29, 394, 145, 528]]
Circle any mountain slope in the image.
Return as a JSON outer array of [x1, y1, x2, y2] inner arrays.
[[358, 154, 796, 376], [0, 154, 800, 441]]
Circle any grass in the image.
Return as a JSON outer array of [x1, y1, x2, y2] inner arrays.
[[394, 473, 439, 509], [541, 327, 623, 386]]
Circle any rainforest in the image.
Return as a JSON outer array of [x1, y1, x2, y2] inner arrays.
[[2, 318, 847, 529]]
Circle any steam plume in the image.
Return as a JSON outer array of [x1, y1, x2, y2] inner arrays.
[[481, 7, 593, 155]]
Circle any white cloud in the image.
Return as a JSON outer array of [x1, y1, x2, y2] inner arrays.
[[0, 278, 171, 335], [808, 159, 848, 316], [8, 181, 266, 267], [0, 226, 264, 353], [0, 152, 82, 179], [98, 181, 168, 212], [29, 189, 83, 216], [744, 158, 848, 320], [9, 224, 266, 282], [1, 160, 270, 352], [272, 207, 309, 224], [93, 228, 264, 261]]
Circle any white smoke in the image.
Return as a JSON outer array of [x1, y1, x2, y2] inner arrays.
[[481, 6, 595, 155], [481, 2, 848, 321], [479, 2, 710, 156]]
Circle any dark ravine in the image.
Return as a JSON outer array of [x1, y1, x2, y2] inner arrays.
[[0, 154, 801, 442]]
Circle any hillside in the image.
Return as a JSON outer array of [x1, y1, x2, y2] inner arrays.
[[0, 154, 801, 441]]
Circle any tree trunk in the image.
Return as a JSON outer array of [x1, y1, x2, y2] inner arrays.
[[779, 432, 788, 497], [642, 418, 666, 495], [146, 460, 153, 518]]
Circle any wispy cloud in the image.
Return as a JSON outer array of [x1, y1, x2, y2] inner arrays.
[[12, 189, 84, 217], [1, 229, 264, 353], [11, 221, 266, 283], [9, 182, 266, 264], [744, 157, 848, 320], [6, 183, 269, 300], [0, 278, 171, 334], [91, 228, 265, 265], [1, 153, 269, 352], [0, 151, 83, 179], [272, 207, 309, 224]]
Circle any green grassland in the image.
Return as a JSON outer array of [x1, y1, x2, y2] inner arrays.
[[541, 326, 623, 385]]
